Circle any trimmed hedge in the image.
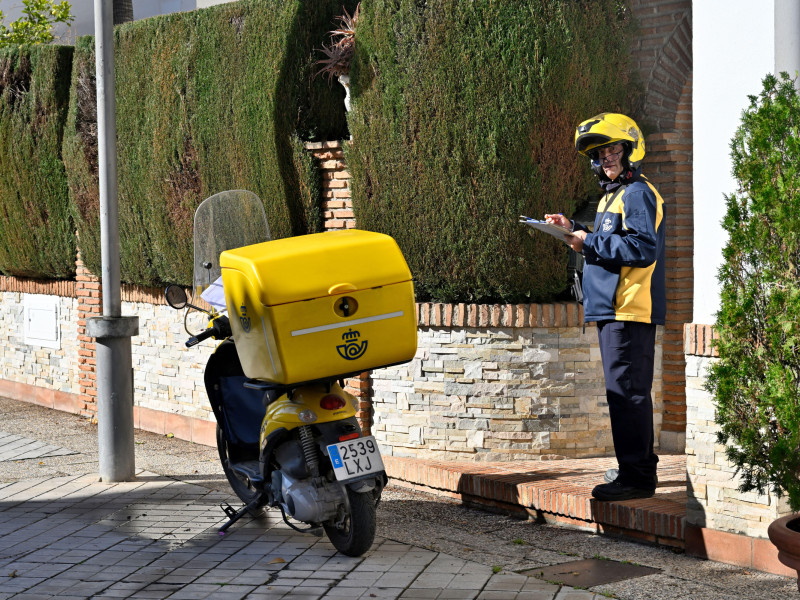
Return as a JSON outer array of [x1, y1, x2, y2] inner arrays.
[[346, 0, 641, 302], [0, 45, 75, 279], [63, 0, 352, 286]]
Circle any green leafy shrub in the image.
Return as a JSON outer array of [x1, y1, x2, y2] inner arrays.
[[0, 0, 74, 47], [706, 73, 800, 511], [0, 44, 74, 279], [345, 0, 641, 302], [64, 0, 353, 286]]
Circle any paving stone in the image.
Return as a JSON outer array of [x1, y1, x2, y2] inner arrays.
[[398, 590, 441, 599], [482, 573, 528, 591], [409, 572, 456, 589], [553, 589, 598, 599], [245, 588, 296, 599], [0, 432, 77, 462], [376, 571, 422, 587], [326, 587, 377, 598], [436, 590, 481, 600]]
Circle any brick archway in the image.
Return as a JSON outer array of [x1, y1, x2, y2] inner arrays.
[[630, 1, 693, 449]]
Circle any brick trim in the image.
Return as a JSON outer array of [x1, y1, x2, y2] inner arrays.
[[0, 378, 82, 415], [344, 372, 372, 435], [683, 323, 718, 357], [415, 301, 584, 328], [76, 254, 100, 417], [122, 284, 169, 305], [685, 524, 794, 578], [0, 275, 75, 296], [135, 404, 216, 446], [0, 274, 195, 306]]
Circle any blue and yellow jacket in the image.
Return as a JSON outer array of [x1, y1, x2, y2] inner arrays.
[[574, 173, 666, 325]]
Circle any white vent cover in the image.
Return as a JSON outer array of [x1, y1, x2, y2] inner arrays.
[[24, 294, 60, 349]]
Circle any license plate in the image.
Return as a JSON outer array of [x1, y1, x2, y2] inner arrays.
[[327, 436, 385, 481]]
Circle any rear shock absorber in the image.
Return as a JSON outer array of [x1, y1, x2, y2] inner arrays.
[[298, 425, 320, 478]]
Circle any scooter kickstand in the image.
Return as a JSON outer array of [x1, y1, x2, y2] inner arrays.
[[218, 500, 259, 535]]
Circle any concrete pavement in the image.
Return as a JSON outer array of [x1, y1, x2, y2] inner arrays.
[[0, 396, 795, 599]]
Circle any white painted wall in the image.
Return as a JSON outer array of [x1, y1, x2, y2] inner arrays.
[[134, 0, 200, 22], [135, 0, 237, 22], [0, 0, 237, 41], [692, 1, 774, 324]]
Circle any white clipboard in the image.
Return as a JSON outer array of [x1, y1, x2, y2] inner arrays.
[[518, 215, 575, 242]]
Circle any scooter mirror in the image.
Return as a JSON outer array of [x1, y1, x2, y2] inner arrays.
[[164, 285, 188, 309]]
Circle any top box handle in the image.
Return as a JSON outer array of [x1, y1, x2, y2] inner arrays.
[[328, 283, 358, 295]]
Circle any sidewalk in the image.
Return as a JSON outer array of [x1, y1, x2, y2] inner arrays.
[[0, 397, 794, 600]]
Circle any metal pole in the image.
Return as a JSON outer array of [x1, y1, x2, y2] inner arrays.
[[88, 0, 138, 482], [775, 0, 800, 87]]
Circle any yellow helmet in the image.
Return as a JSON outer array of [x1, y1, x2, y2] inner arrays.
[[575, 113, 645, 174]]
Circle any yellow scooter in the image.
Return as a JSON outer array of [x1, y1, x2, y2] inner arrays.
[[165, 190, 416, 556]]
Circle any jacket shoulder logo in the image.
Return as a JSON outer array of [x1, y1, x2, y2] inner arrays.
[[337, 329, 367, 360], [602, 217, 613, 232]]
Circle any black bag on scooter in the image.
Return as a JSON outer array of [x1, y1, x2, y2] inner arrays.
[[204, 340, 265, 448]]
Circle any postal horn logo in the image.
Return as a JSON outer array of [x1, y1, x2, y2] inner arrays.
[[337, 329, 367, 361], [239, 304, 251, 333]]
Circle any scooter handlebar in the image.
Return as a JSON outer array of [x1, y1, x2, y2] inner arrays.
[[186, 329, 215, 347], [185, 315, 231, 348]]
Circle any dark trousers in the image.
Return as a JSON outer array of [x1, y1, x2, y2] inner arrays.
[[597, 320, 659, 489]]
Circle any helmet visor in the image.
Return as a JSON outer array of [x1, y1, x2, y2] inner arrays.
[[576, 133, 613, 156]]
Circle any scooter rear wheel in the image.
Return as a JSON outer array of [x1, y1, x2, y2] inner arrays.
[[216, 425, 264, 517], [323, 488, 376, 557]]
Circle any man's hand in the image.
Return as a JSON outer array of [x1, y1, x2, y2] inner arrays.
[[566, 229, 586, 253], [544, 213, 571, 229], [544, 213, 585, 252]]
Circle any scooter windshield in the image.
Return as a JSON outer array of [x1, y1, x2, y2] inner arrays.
[[192, 190, 270, 296]]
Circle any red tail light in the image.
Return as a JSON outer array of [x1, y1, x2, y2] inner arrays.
[[339, 432, 360, 442], [320, 394, 347, 411]]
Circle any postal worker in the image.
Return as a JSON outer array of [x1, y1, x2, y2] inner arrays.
[[545, 113, 665, 501]]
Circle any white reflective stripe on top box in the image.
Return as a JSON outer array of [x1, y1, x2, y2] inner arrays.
[[290, 311, 405, 337]]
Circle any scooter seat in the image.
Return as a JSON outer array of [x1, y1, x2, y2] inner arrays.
[[243, 379, 289, 407]]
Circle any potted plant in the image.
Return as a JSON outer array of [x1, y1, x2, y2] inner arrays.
[[316, 3, 360, 112], [705, 72, 800, 589]]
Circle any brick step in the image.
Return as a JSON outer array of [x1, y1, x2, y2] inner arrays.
[[384, 453, 686, 549]]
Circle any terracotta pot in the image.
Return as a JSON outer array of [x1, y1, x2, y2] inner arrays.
[[768, 513, 800, 592]]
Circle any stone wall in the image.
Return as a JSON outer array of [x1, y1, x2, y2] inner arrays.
[[0, 264, 666, 462], [684, 324, 791, 539], [129, 294, 213, 423], [0, 290, 80, 397], [0, 276, 217, 438], [373, 303, 664, 461]]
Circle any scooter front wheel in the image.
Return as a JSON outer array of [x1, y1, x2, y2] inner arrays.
[[216, 425, 264, 517], [323, 488, 376, 557]]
